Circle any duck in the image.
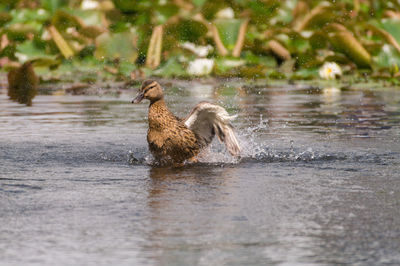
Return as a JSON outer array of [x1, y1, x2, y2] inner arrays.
[[132, 80, 241, 165], [7, 61, 38, 106]]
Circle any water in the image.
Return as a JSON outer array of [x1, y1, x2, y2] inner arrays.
[[1, 82, 400, 265]]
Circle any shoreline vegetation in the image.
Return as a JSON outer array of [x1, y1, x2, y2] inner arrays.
[[2, 0, 400, 101], [1, 72, 394, 98]]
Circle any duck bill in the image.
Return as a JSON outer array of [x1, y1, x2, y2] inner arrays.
[[132, 92, 144, 103]]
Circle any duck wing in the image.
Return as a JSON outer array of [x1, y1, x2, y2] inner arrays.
[[183, 102, 240, 156]]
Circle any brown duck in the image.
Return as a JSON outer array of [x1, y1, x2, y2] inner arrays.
[[7, 61, 38, 106], [132, 80, 240, 165]]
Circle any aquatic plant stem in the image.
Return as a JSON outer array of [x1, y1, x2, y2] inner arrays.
[[232, 19, 249, 57], [48, 25, 74, 58], [368, 24, 400, 54], [268, 40, 291, 61], [294, 2, 330, 32], [146, 25, 163, 69], [211, 24, 228, 56]]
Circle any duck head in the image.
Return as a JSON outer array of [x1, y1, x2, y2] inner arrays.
[[132, 80, 164, 104]]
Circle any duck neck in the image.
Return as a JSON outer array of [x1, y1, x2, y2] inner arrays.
[[148, 98, 170, 129], [149, 97, 166, 109]]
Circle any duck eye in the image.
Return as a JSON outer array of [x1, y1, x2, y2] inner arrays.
[[144, 85, 156, 93]]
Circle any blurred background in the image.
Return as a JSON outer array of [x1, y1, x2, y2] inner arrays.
[[1, 0, 400, 91], [2, 2, 400, 265]]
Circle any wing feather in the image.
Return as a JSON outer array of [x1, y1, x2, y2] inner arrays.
[[183, 102, 240, 156]]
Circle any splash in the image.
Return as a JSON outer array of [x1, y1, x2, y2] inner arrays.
[[192, 114, 346, 164], [126, 115, 346, 166]]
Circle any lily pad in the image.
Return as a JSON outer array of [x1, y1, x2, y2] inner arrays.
[[376, 19, 400, 44], [174, 20, 208, 43], [78, 25, 104, 39], [8, 8, 49, 24], [213, 18, 243, 50], [51, 10, 82, 31], [328, 25, 371, 68], [95, 31, 138, 62], [68, 9, 104, 27], [215, 57, 246, 73], [112, 0, 151, 13], [153, 56, 187, 78], [374, 44, 400, 69], [40, 0, 68, 14], [15, 40, 58, 63], [118, 60, 137, 77], [6, 23, 40, 41]]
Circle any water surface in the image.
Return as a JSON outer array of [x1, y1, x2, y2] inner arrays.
[[1, 82, 400, 265]]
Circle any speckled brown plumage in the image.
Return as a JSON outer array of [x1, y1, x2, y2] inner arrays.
[[147, 99, 201, 164], [132, 80, 240, 165]]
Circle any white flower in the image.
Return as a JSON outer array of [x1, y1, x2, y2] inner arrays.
[[81, 0, 99, 10], [187, 58, 214, 76], [41, 29, 51, 40], [300, 31, 313, 38], [319, 62, 342, 80], [37, 9, 46, 15], [15, 53, 28, 62], [382, 44, 391, 53], [215, 7, 234, 19], [181, 42, 213, 57], [66, 27, 75, 34]]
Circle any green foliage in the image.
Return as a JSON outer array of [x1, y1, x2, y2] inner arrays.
[[376, 19, 400, 44], [375, 45, 400, 69], [0, 0, 400, 82], [173, 20, 208, 43], [214, 18, 242, 50], [94, 32, 138, 63], [16, 40, 57, 62], [112, 0, 151, 13], [41, 0, 68, 14], [153, 56, 187, 78]]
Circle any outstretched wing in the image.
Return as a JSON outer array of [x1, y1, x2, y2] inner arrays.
[[183, 102, 240, 156]]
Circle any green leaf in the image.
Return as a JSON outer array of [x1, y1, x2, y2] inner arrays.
[[112, 0, 151, 13], [215, 57, 245, 73], [374, 44, 400, 69], [15, 40, 58, 63], [51, 10, 81, 31], [66, 9, 103, 27], [244, 51, 277, 67], [40, 0, 68, 14], [291, 68, 319, 80], [118, 60, 137, 77], [247, 0, 279, 24], [9, 8, 50, 24], [155, 4, 179, 24], [214, 18, 243, 50], [6, 23, 41, 41], [95, 31, 138, 62], [153, 56, 187, 77], [174, 20, 208, 43], [193, 0, 207, 7], [375, 19, 400, 44], [328, 25, 371, 68]]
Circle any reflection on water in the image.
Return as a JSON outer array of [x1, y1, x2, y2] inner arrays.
[[1, 82, 400, 265], [1, 83, 399, 140]]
